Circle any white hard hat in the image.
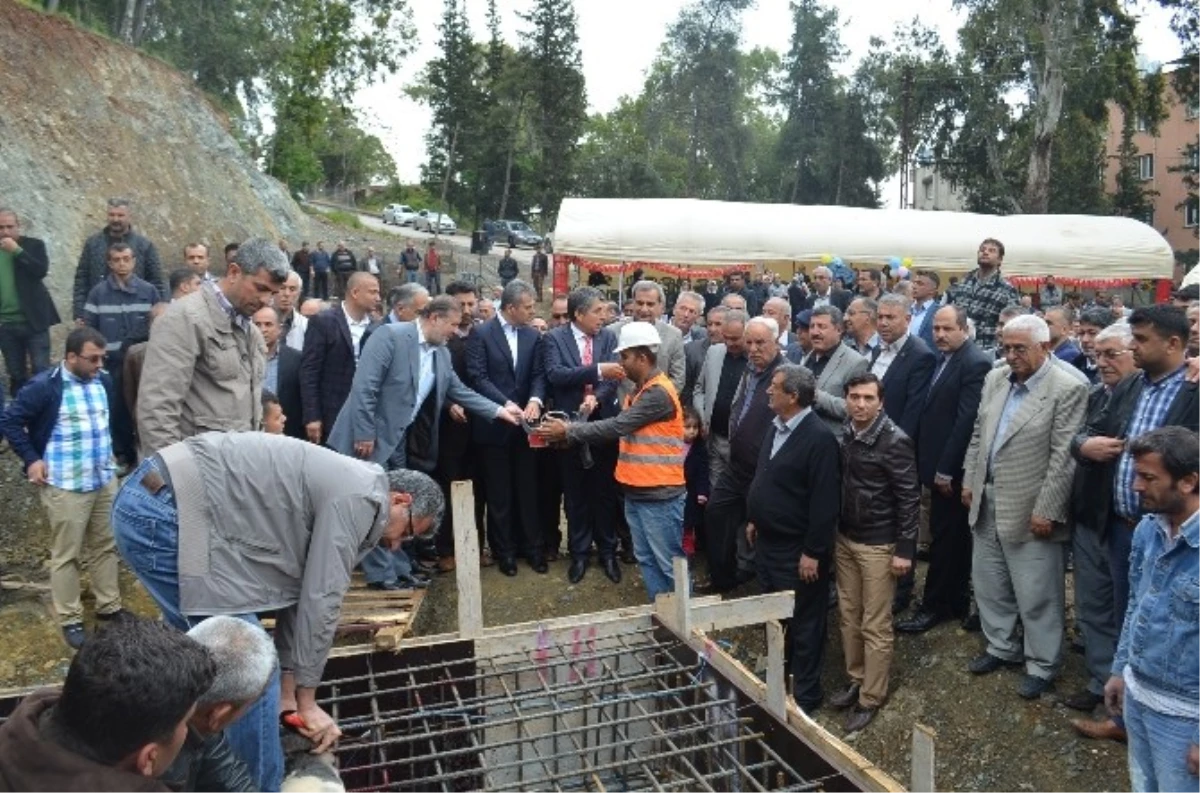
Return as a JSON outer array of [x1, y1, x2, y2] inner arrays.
[[614, 321, 662, 353]]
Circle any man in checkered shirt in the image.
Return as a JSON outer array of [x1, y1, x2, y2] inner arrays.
[[950, 238, 1021, 353], [0, 326, 130, 650]]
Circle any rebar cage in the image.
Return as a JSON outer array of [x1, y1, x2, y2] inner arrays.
[[322, 620, 859, 792]]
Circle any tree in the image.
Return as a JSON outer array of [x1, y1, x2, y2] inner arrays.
[[520, 0, 587, 225]]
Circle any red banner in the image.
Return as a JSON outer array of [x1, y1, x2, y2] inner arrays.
[[559, 255, 754, 282]]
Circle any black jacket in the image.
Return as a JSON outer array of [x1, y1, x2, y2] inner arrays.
[[275, 344, 304, 440], [6, 237, 60, 333], [683, 436, 710, 531], [839, 413, 920, 560], [1070, 367, 1199, 531], [915, 340, 991, 486], [466, 317, 546, 446], [73, 228, 164, 319], [746, 412, 841, 561], [160, 728, 255, 793], [437, 331, 474, 476], [726, 354, 783, 489], [802, 289, 851, 313], [299, 308, 376, 440], [872, 334, 937, 440]]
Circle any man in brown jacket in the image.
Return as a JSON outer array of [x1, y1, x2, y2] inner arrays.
[[137, 238, 288, 457]]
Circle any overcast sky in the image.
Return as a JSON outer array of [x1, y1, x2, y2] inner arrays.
[[353, 0, 1184, 206]]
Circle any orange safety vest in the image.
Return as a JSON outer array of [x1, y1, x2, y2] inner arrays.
[[615, 372, 685, 488]]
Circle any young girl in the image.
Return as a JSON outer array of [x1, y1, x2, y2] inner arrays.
[[681, 407, 710, 558]]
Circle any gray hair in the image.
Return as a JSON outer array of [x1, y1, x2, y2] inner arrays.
[[568, 286, 604, 320], [764, 296, 792, 316], [1045, 305, 1075, 324], [1002, 313, 1051, 343], [774, 364, 816, 407], [707, 305, 731, 321], [676, 290, 705, 310], [1094, 321, 1133, 346], [500, 279, 536, 311], [813, 266, 832, 279], [850, 297, 878, 320], [233, 237, 289, 282], [187, 617, 277, 707], [285, 270, 302, 287], [1079, 306, 1115, 330], [389, 283, 429, 312], [0, 207, 16, 221], [998, 304, 1028, 324], [723, 308, 750, 328], [387, 468, 445, 528], [747, 316, 779, 338], [810, 305, 844, 327], [418, 294, 458, 322], [631, 280, 665, 305], [106, 196, 131, 208], [878, 293, 912, 314]]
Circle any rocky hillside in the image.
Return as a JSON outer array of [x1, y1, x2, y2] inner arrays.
[[0, 0, 311, 318]]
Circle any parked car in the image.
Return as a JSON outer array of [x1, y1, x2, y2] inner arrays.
[[414, 210, 458, 235], [485, 219, 543, 249], [382, 203, 417, 225]]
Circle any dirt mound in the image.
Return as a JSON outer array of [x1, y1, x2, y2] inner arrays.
[[0, 0, 310, 315]]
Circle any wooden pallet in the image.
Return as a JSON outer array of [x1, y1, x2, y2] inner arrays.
[[261, 578, 425, 651]]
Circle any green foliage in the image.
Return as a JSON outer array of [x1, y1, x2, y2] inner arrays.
[[320, 209, 366, 230]]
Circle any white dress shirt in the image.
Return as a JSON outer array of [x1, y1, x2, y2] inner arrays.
[[572, 323, 600, 377], [413, 322, 436, 421], [870, 332, 909, 379], [499, 316, 520, 369], [344, 306, 371, 361]]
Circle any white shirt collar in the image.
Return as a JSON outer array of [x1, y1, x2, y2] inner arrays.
[[343, 305, 370, 328], [416, 320, 429, 347]]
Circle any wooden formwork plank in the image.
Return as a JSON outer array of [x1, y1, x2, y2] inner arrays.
[[911, 723, 937, 792], [451, 480, 483, 639]]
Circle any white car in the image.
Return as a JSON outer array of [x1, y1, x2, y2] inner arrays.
[[414, 211, 457, 235], [382, 204, 417, 225]]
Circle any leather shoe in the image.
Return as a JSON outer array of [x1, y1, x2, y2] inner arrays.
[[601, 557, 622, 584], [1062, 689, 1104, 712], [961, 612, 982, 632], [828, 683, 861, 710], [1072, 717, 1127, 743], [568, 558, 588, 584], [438, 556, 457, 573], [1017, 674, 1054, 700], [896, 610, 944, 634], [968, 653, 1020, 675], [367, 581, 406, 591], [891, 597, 910, 615], [844, 705, 877, 734], [619, 548, 636, 564], [499, 557, 518, 577], [530, 556, 549, 574]]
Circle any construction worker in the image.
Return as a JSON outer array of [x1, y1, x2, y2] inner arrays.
[[538, 321, 686, 601]]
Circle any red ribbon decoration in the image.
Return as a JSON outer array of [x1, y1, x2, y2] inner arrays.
[[559, 255, 755, 281]]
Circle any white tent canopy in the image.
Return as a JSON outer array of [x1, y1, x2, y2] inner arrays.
[[553, 198, 1176, 281]]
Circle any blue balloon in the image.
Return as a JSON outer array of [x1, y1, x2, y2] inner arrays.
[[888, 256, 901, 268]]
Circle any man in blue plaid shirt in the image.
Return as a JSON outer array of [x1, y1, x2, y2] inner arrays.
[[949, 238, 1021, 354], [0, 326, 130, 649]]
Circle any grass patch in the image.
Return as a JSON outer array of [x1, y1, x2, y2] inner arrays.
[[321, 209, 365, 231]]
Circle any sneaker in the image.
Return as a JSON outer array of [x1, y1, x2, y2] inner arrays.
[[62, 623, 86, 650], [1017, 674, 1054, 700]]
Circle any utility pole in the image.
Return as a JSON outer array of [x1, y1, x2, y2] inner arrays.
[[899, 65, 913, 209]]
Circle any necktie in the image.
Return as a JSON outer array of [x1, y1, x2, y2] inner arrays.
[[582, 335, 593, 365]]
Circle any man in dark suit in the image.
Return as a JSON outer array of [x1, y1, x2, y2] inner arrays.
[[898, 305, 991, 633], [869, 294, 936, 441], [300, 273, 380, 445], [704, 317, 784, 592], [909, 270, 940, 353], [466, 280, 549, 576], [802, 266, 851, 313], [0, 209, 60, 398], [745, 364, 841, 712], [252, 306, 304, 440], [543, 286, 626, 584]]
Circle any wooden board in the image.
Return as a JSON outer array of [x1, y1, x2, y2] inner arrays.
[[261, 578, 425, 648]]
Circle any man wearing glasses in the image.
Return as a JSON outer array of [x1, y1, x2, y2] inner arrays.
[[0, 326, 129, 650]]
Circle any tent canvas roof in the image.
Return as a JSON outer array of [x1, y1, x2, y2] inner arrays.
[[552, 198, 1175, 281]]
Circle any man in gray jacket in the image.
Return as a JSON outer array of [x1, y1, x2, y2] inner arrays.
[[801, 306, 869, 434], [110, 432, 445, 791]]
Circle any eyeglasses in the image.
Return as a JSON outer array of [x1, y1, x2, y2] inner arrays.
[[1096, 349, 1131, 361], [1000, 344, 1032, 355], [551, 313, 569, 320]]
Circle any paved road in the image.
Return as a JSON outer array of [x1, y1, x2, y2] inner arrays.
[[309, 202, 536, 266]]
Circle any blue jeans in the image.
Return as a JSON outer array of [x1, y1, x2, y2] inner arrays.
[[1125, 688, 1199, 792], [111, 459, 284, 792], [425, 270, 441, 295], [405, 269, 419, 284], [624, 494, 685, 602], [360, 544, 415, 586]]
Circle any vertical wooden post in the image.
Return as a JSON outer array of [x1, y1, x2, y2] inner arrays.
[[765, 619, 786, 717], [452, 480, 483, 639], [672, 556, 692, 638], [911, 723, 936, 792]]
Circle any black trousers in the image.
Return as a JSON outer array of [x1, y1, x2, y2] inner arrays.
[[433, 446, 483, 559], [482, 442, 541, 561], [561, 443, 618, 561], [703, 474, 746, 592], [756, 534, 830, 710], [107, 356, 135, 464], [311, 271, 330, 300], [919, 483, 973, 618], [536, 447, 563, 555]]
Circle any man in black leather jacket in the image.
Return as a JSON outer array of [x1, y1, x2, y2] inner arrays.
[[161, 617, 277, 792]]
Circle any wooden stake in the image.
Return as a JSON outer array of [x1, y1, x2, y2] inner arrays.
[[911, 723, 936, 792], [672, 556, 691, 638], [452, 480, 483, 639], [765, 619, 786, 717]]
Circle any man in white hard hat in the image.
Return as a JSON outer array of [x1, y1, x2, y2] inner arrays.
[[538, 322, 687, 601]]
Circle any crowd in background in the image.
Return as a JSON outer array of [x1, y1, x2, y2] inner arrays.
[[0, 197, 1195, 792]]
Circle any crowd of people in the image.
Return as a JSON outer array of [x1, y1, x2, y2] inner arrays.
[[0, 197, 1195, 792]]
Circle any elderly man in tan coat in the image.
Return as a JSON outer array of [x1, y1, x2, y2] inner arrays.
[[961, 313, 1087, 700], [137, 238, 289, 457]]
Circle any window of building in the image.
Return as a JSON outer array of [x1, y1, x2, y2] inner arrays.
[[924, 181, 934, 201], [1187, 102, 1199, 121], [1138, 208, 1155, 227], [1190, 147, 1199, 172], [1135, 115, 1148, 132], [1138, 153, 1154, 180], [1187, 200, 1199, 229]]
